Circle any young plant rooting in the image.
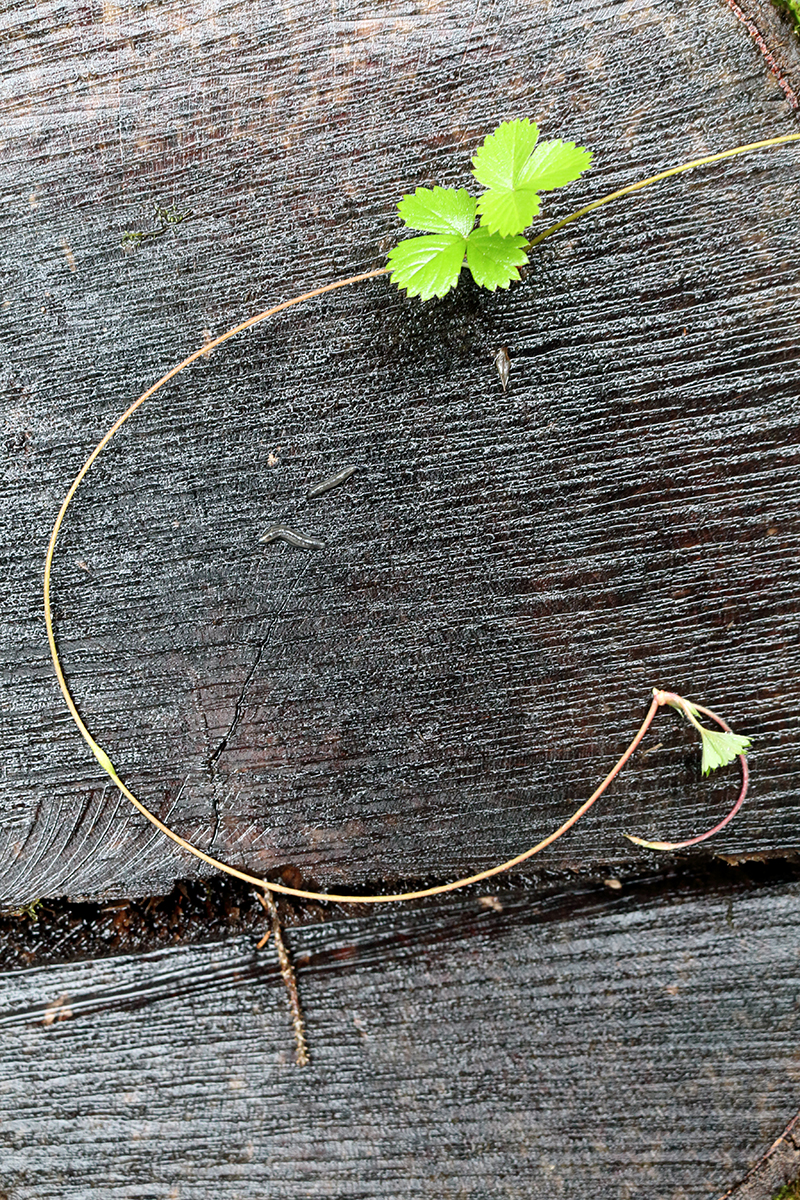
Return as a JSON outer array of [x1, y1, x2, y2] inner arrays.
[[255, 889, 309, 1067], [44, 128, 798, 910]]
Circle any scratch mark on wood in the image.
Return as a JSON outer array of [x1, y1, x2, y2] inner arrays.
[[41, 786, 109, 897], [133, 779, 189, 867], [208, 561, 311, 768]]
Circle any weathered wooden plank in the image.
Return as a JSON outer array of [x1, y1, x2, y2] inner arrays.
[[2, 0, 800, 903], [1, 876, 799, 1198]]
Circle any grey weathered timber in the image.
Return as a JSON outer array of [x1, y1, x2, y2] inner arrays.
[[2, 0, 800, 904], [2, 876, 800, 1199]]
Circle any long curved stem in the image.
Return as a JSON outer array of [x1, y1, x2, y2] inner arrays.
[[45, 694, 662, 904], [45, 134, 789, 902]]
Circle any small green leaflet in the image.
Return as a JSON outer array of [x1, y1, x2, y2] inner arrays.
[[388, 185, 529, 299], [389, 118, 592, 300], [473, 119, 593, 236], [678, 699, 751, 776], [471, 117, 539, 191], [697, 726, 751, 777], [521, 138, 595, 192], [397, 186, 476, 236], [388, 232, 470, 301], [465, 226, 528, 291]]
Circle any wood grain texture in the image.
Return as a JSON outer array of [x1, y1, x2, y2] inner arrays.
[[2, 0, 800, 903], [2, 876, 800, 1198]]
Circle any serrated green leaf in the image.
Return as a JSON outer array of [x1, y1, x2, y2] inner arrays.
[[471, 118, 540, 191], [465, 226, 528, 291], [472, 119, 592, 235], [397, 186, 477, 236], [387, 233, 467, 300], [698, 726, 751, 776], [476, 188, 542, 238], [519, 139, 594, 192]]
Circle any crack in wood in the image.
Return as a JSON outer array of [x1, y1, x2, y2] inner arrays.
[[208, 560, 312, 768]]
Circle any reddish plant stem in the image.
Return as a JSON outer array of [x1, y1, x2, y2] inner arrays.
[[723, 0, 799, 109], [625, 690, 750, 850]]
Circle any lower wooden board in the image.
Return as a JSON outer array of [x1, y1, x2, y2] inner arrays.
[[2, 874, 799, 1199]]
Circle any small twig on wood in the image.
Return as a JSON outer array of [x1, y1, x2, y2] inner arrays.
[[255, 889, 309, 1067], [723, 0, 800, 109]]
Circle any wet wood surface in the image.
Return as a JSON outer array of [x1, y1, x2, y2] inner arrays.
[[2, 874, 800, 1199], [3, 4, 800, 1193], [2, 0, 800, 904]]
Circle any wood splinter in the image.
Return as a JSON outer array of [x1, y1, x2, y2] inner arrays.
[[255, 889, 309, 1067]]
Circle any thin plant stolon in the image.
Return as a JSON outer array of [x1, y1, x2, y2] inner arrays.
[[45, 133, 797, 905]]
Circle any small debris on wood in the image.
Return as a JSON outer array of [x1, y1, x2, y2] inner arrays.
[[120, 202, 194, 249], [42, 993, 72, 1026], [259, 526, 325, 550], [493, 346, 511, 392], [307, 464, 359, 499]]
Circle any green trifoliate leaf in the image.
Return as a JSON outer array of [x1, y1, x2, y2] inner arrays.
[[465, 226, 528, 291], [519, 139, 594, 192], [397, 186, 477, 236], [698, 726, 751, 776], [472, 118, 592, 236], [387, 233, 467, 300]]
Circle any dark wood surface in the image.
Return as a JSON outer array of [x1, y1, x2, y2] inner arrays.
[[2, 6, 800, 1191], [2, 0, 800, 905], [2, 873, 800, 1199]]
